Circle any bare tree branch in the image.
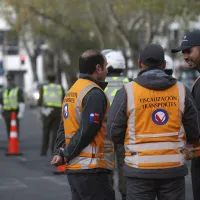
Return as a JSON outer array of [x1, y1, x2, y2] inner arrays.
[[105, 2, 131, 48], [86, 0, 105, 49], [127, 12, 143, 31], [26, 5, 82, 41]]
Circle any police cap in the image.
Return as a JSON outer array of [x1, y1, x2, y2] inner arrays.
[[6, 72, 15, 80]]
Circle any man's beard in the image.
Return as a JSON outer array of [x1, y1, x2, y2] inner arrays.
[[185, 59, 200, 71]]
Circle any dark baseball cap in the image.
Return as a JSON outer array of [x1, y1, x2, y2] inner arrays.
[[139, 44, 165, 67], [171, 30, 200, 53]]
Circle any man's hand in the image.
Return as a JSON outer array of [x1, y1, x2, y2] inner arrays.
[[51, 155, 64, 166], [17, 112, 24, 119]]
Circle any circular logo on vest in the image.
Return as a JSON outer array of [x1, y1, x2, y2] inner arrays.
[[63, 103, 68, 119], [152, 109, 168, 125]]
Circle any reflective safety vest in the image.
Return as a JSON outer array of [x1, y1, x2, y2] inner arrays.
[[63, 78, 114, 170], [43, 83, 63, 107], [105, 76, 129, 104], [124, 81, 186, 169], [3, 88, 19, 110]]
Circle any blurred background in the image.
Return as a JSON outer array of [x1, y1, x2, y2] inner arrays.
[[0, 0, 199, 102], [0, 1, 199, 199]]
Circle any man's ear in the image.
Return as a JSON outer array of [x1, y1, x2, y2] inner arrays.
[[96, 64, 102, 72], [162, 60, 166, 69], [138, 60, 142, 69]]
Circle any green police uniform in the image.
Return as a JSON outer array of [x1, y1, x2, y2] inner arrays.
[[105, 76, 129, 200], [0, 86, 24, 138], [38, 83, 65, 156]]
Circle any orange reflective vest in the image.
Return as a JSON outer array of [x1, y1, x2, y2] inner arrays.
[[124, 81, 186, 169], [63, 78, 114, 170]]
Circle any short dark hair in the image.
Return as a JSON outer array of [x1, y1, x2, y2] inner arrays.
[[79, 49, 105, 74]]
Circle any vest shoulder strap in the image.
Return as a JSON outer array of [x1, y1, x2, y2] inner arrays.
[[191, 76, 200, 92]]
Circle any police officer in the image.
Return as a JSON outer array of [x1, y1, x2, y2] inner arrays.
[[38, 72, 65, 156], [51, 49, 115, 200], [0, 72, 25, 139], [171, 30, 200, 200], [102, 49, 129, 200], [107, 44, 200, 200]]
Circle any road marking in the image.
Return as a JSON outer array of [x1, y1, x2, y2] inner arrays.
[[42, 176, 68, 186], [25, 176, 68, 186], [0, 179, 27, 190], [16, 157, 28, 162]]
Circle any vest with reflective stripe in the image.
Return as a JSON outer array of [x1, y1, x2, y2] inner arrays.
[[124, 81, 186, 169], [43, 84, 62, 107], [63, 78, 114, 170], [105, 76, 129, 104], [3, 88, 19, 110]]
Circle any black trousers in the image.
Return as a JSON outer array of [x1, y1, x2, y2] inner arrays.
[[115, 144, 126, 198], [67, 173, 115, 200], [41, 111, 61, 155], [191, 157, 200, 200], [109, 144, 126, 199], [126, 177, 185, 200]]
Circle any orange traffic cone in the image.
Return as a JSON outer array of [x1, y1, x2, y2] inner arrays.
[[53, 164, 66, 175], [5, 112, 22, 156]]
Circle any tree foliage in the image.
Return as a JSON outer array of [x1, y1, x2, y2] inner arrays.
[[1, 0, 200, 85]]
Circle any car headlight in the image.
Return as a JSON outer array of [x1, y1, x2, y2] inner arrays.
[[33, 92, 40, 100]]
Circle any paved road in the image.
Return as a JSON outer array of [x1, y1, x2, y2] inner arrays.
[[0, 108, 194, 200]]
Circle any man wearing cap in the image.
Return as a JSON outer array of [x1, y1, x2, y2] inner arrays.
[[0, 72, 25, 139], [107, 44, 200, 200], [171, 30, 200, 200]]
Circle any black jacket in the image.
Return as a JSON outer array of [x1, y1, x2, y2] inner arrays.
[[53, 74, 111, 173], [192, 77, 200, 115], [0, 84, 24, 113], [107, 69, 200, 179]]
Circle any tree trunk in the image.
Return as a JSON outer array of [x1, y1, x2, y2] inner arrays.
[[56, 54, 62, 84], [65, 71, 77, 88], [30, 56, 38, 82]]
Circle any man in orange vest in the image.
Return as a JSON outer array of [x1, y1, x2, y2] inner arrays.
[[51, 49, 115, 200], [171, 30, 200, 200], [107, 44, 200, 200]]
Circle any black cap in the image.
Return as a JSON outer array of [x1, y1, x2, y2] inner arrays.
[[139, 44, 165, 67], [171, 30, 200, 53], [47, 71, 56, 79], [6, 72, 14, 80]]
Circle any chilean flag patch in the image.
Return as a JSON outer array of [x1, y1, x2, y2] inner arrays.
[[89, 113, 100, 123]]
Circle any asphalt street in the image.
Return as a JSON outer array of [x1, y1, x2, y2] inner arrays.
[[0, 108, 194, 200]]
